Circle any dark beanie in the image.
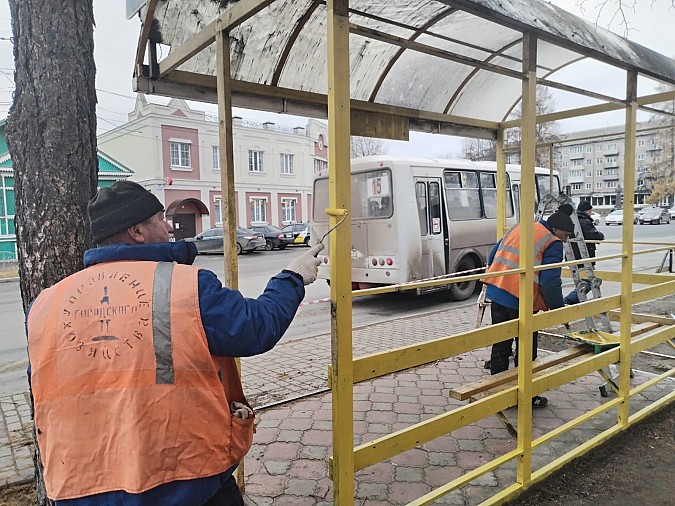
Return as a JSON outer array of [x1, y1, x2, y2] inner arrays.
[[88, 181, 164, 244], [577, 201, 593, 212], [547, 211, 575, 233], [558, 203, 575, 216]]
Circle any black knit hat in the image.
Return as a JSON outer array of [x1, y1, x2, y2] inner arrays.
[[547, 211, 575, 233], [558, 203, 575, 216], [577, 201, 593, 212], [88, 181, 164, 244]]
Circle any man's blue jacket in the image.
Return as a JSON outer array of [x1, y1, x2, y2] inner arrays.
[[31, 241, 305, 506]]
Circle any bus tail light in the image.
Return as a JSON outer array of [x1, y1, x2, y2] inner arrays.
[[386, 258, 393, 266]]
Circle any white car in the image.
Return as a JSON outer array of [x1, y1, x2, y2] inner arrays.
[[604, 210, 626, 225], [669, 206, 675, 220]]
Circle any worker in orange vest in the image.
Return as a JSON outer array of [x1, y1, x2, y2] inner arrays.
[[483, 211, 574, 408], [27, 181, 323, 505]]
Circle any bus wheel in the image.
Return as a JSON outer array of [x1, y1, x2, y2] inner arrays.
[[448, 256, 477, 301]]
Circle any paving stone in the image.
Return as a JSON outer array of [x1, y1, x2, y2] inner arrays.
[[427, 451, 457, 466], [355, 481, 388, 500], [424, 465, 463, 488], [284, 478, 316, 497], [264, 460, 291, 475], [264, 442, 302, 460], [388, 481, 432, 503], [394, 466, 424, 482], [289, 459, 327, 480]]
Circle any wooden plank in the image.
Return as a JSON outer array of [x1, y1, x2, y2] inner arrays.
[[607, 311, 675, 326], [630, 322, 662, 337], [449, 345, 592, 401]]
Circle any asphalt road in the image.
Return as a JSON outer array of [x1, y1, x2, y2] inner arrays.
[[0, 222, 672, 396]]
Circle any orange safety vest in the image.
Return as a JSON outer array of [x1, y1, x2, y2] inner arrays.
[[484, 223, 560, 311], [27, 261, 254, 500]]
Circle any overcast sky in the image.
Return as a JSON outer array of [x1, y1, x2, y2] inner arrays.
[[0, 0, 673, 158]]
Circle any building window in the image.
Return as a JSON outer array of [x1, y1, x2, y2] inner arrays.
[[170, 141, 191, 168], [637, 153, 645, 160], [605, 156, 617, 165], [214, 197, 223, 226], [562, 161, 568, 167], [572, 159, 583, 166], [212, 146, 220, 170], [585, 183, 592, 189], [596, 182, 602, 189], [281, 198, 296, 224], [638, 139, 645, 146], [250, 198, 267, 223], [570, 169, 583, 178], [596, 157, 602, 164], [606, 142, 617, 150], [586, 171, 592, 177], [596, 170, 602, 176], [314, 158, 328, 173], [572, 183, 582, 190], [571, 145, 583, 153], [607, 181, 618, 189], [586, 146, 592, 152], [586, 159, 592, 165], [248, 150, 264, 172], [280, 153, 294, 175]]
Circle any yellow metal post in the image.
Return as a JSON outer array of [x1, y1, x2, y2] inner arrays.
[[327, 1, 354, 504], [496, 128, 507, 240], [516, 33, 537, 487], [216, 29, 245, 489], [619, 71, 637, 425]]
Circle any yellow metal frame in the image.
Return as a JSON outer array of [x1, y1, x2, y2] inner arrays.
[[324, 32, 674, 505], [136, 3, 675, 504]]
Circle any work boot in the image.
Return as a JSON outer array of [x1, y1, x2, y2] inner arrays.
[[532, 396, 548, 408]]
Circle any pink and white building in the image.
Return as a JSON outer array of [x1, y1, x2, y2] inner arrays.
[[98, 95, 328, 239]]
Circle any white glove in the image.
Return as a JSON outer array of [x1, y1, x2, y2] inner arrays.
[[230, 401, 253, 419], [286, 243, 324, 285]]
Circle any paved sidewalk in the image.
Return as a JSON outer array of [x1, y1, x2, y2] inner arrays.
[[1, 299, 673, 505]]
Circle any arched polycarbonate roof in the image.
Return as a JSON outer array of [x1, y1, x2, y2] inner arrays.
[[132, 0, 675, 139]]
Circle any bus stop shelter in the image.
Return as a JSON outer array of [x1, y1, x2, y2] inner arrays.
[[130, 1, 675, 504]]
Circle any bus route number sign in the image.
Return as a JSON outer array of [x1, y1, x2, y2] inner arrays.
[[367, 175, 390, 198]]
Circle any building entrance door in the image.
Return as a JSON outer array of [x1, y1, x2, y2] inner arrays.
[[172, 213, 196, 241]]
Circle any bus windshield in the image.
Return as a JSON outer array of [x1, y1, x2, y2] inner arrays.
[[313, 168, 393, 222]]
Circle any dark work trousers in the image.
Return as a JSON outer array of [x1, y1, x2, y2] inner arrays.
[[490, 301, 538, 375], [203, 475, 245, 506]]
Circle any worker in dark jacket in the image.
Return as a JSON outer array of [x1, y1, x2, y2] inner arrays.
[[27, 181, 323, 505], [564, 201, 604, 304]]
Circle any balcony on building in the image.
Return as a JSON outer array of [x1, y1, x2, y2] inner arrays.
[[567, 174, 585, 183], [603, 174, 620, 181]]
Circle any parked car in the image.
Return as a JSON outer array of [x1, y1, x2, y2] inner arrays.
[[185, 227, 265, 255], [251, 225, 288, 251], [280, 222, 311, 246], [639, 207, 671, 225], [604, 210, 628, 225], [669, 206, 675, 220]]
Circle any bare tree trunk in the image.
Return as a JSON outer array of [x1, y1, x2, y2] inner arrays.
[[6, 1, 98, 503]]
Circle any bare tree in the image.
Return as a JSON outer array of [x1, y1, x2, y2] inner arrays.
[[644, 84, 675, 206], [460, 138, 497, 161], [6, 1, 98, 503], [504, 86, 560, 167], [351, 136, 385, 158], [460, 87, 559, 165]]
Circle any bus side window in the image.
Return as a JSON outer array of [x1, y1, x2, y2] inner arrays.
[[429, 182, 441, 234], [444, 171, 481, 220], [415, 182, 428, 236]]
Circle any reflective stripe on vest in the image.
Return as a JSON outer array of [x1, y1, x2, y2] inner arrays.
[[484, 223, 559, 311], [27, 261, 254, 500]]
